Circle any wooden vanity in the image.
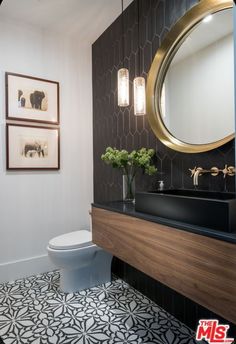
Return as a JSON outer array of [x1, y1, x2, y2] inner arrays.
[[91, 204, 236, 324]]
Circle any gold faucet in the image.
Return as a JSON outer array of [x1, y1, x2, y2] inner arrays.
[[223, 165, 235, 177], [189, 167, 218, 186], [189, 165, 235, 186]]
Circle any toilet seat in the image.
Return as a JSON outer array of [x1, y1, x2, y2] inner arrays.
[[48, 230, 92, 250]]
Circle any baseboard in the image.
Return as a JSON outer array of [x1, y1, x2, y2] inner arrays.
[[0, 254, 55, 283]]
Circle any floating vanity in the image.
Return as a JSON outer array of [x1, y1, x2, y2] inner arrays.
[[91, 201, 236, 324]]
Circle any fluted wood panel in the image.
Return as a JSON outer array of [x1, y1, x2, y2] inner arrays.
[[92, 207, 236, 324]]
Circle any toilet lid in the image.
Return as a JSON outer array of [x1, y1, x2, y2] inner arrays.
[[49, 230, 93, 250]]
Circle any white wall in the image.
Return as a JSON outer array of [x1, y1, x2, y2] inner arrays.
[[0, 18, 93, 282], [164, 34, 234, 144], [234, 4, 236, 193]]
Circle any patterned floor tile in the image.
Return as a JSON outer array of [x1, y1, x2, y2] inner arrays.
[[0, 271, 200, 344]]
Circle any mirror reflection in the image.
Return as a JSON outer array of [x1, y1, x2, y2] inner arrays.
[[161, 9, 234, 145]]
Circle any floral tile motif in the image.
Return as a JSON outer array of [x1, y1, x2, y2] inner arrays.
[[0, 271, 200, 344]]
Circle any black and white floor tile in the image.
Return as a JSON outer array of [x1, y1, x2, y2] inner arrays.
[[0, 271, 201, 344]]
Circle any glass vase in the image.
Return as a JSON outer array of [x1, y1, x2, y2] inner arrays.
[[123, 174, 135, 202]]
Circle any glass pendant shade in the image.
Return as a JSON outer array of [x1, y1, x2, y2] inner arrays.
[[118, 68, 129, 107], [133, 76, 146, 115]]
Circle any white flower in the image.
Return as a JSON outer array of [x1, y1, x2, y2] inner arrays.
[[62, 317, 110, 344], [0, 284, 25, 304], [46, 293, 84, 317], [110, 331, 142, 344], [0, 306, 35, 336]]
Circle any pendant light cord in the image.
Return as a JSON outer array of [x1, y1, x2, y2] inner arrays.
[[122, 0, 125, 64], [137, 0, 141, 76]]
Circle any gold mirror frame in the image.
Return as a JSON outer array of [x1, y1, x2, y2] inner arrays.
[[147, 0, 234, 153]]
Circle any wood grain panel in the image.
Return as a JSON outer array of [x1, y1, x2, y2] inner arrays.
[[92, 207, 236, 323]]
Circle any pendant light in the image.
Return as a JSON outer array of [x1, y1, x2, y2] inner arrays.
[[118, 0, 129, 107], [133, 0, 146, 116]]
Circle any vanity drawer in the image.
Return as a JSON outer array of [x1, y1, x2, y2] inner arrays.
[[92, 206, 236, 324]]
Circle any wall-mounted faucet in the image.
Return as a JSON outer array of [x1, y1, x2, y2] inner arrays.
[[189, 165, 235, 186]]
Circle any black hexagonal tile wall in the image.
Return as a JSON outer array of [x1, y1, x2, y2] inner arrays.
[[92, 0, 235, 203]]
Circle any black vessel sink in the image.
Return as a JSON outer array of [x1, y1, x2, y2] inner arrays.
[[135, 190, 236, 233]]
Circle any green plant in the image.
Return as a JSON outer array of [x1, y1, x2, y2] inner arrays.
[[101, 147, 157, 175], [101, 147, 157, 200]]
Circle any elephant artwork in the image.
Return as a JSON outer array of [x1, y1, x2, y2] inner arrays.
[[18, 90, 23, 102], [30, 90, 46, 110], [18, 90, 26, 108], [23, 142, 46, 158], [6, 72, 58, 123]]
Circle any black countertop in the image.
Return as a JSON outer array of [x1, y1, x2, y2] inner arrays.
[[92, 201, 236, 244]]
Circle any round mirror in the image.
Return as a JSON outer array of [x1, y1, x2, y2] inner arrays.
[[147, 0, 234, 153]]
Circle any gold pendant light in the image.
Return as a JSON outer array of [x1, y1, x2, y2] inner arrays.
[[118, 68, 129, 107], [134, 76, 146, 115]]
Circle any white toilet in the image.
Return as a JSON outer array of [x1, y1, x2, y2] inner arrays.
[[47, 230, 113, 293]]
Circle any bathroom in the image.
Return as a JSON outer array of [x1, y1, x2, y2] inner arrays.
[[0, 0, 235, 343]]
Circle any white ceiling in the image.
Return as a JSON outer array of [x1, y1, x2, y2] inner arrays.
[[0, 0, 133, 43]]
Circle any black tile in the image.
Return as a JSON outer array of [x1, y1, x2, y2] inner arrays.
[[155, 1, 165, 36], [184, 297, 198, 330], [186, 0, 199, 10], [143, 42, 152, 72], [165, 0, 176, 29]]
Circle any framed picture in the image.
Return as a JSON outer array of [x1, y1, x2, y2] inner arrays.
[[5, 72, 59, 124], [6, 124, 60, 170]]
